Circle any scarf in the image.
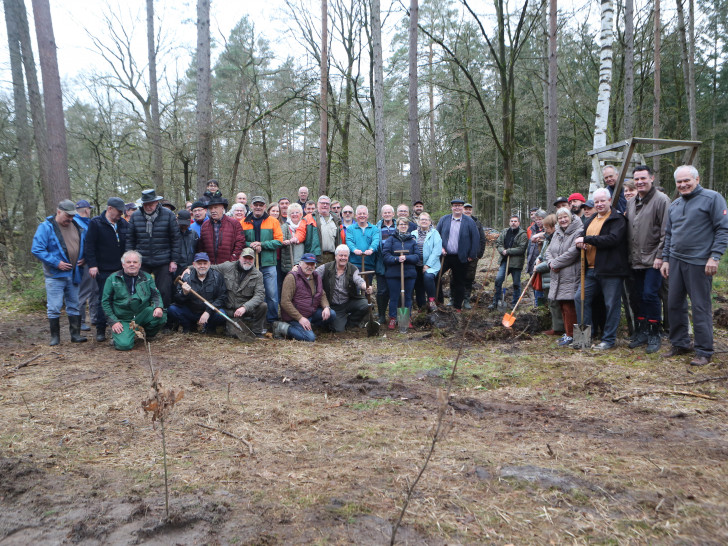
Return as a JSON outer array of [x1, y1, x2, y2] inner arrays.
[[141, 205, 160, 236]]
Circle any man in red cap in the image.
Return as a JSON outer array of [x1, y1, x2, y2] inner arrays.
[[568, 193, 586, 219]]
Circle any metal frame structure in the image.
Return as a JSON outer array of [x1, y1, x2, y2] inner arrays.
[[587, 137, 701, 199]]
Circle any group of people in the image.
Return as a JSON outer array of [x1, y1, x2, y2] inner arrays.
[[31, 181, 486, 348], [31, 165, 727, 365], [493, 164, 727, 367]]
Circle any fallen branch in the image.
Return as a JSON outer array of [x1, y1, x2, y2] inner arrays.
[[196, 422, 253, 455], [612, 390, 718, 402], [676, 375, 728, 386], [4, 352, 60, 376]]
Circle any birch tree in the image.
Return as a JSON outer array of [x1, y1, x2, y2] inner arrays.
[[623, 0, 634, 138], [589, 0, 614, 197]]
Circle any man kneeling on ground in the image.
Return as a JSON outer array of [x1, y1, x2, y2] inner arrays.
[[168, 252, 228, 333], [102, 250, 166, 350], [316, 245, 372, 332], [280, 253, 336, 341], [210, 248, 268, 337]]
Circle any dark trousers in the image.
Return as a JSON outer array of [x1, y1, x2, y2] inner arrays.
[[387, 277, 416, 318], [414, 265, 426, 307], [167, 304, 228, 332], [94, 270, 114, 329], [438, 254, 468, 309], [576, 270, 622, 345], [668, 259, 714, 357], [493, 261, 522, 306], [330, 299, 370, 332], [142, 263, 173, 308], [632, 267, 663, 321]]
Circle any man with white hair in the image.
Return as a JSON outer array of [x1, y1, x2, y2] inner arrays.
[[573, 188, 629, 350], [602, 165, 627, 213], [346, 205, 379, 272], [296, 186, 310, 209], [661, 165, 728, 366], [296, 194, 341, 264], [316, 245, 372, 332]]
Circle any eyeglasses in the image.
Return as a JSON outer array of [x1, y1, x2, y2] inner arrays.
[[343, 210, 353, 214]]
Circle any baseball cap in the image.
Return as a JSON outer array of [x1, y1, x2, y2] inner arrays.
[[251, 196, 266, 204], [464, 202, 473, 208], [75, 199, 91, 209], [177, 210, 191, 224], [240, 248, 256, 259], [300, 253, 317, 263], [553, 196, 569, 207], [193, 252, 210, 262], [125, 203, 137, 212], [107, 197, 125, 213], [582, 200, 595, 209], [450, 197, 465, 205]]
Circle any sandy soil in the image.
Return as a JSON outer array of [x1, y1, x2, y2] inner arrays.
[[1, 285, 727, 544]]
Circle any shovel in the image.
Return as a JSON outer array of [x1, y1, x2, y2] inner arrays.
[[435, 254, 446, 306], [361, 255, 380, 336], [394, 249, 410, 333], [502, 273, 536, 328], [572, 248, 592, 349], [174, 276, 255, 342]]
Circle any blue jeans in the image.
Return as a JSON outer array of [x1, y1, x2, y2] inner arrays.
[[386, 277, 416, 318], [45, 276, 80, 318], [167, 304, 227, 332], [260, 265, 279, 322], [287, 307, 337, 342], [576, 270, 622, 345], [632, 268, 663, 321], [493, 261, 522, 305], [423, 271, 437, 300]]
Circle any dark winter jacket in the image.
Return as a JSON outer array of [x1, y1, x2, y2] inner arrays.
[[582, 209, 629, 277], [197, 215, 245, 264], [173, 268, 227, 314], [495, 226, 528, 269], [126, 204, 181, 267], [382, 232, 419, 280], [177, 228, 199, 270], [84, 212, 128, 272]]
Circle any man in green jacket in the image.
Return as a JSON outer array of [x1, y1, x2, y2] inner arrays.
[[489, 216, 528, 309], [102, 250, 166, 351]]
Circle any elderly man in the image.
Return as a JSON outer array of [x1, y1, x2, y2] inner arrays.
[[168, 252, 227, 333], [32, 199, 88, 345], [102, 250, 166, 351], [602, 165, 627, 213], [74, 199, 96, 331], [241, 196, 283, 323], [85, 197, 128, 342], [374, 204, 398, 322], [296, 186, 310, 209], [625, 165, 671, 354], [197, 196, 245, 264], [280, 253, 336, 341], [211, 248, 268, 337], [574, 188, 629, 350], [190, 201, 207, 236], [235, 192, 250, 216], [316, 245, 371, 332], [396, 204, 417, 232], [489, 215, 528, 309], [340, 204, 355, 232], [126, 189, 181, 308], [296, 195, 342, 264], [346, 205, 380, 273], [437, 198, 481, 311], [661, 165, 728, 366]]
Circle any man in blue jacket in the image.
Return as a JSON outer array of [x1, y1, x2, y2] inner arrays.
[[436, 197, 480, 311], [31, 200, 88, 346]]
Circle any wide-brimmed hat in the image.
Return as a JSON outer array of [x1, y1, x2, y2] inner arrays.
[[140, 189, 163, 204], [204, 196, 229, 209]]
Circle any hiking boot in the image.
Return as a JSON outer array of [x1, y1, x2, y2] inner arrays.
[[690, 355, 711, 367], [665, 345, 692, 357], [95, 326, 106, 342], [628, 318, 648, 349], [68, 316, 87, 343], [645, 321, 662, 354], [388, 318, 396, 330], [49, 318, 61, 346]]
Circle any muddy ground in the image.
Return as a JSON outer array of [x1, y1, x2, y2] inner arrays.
[[2, 278, 728, 544]]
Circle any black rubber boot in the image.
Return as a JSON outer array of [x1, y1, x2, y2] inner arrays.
[[628, 318, 648, 348], [376, 295, 388, 324], [49, 318, 61, 346], [95, 325, 106, 342], [646, 320, 662, 354], [69, 315, 88, 343]]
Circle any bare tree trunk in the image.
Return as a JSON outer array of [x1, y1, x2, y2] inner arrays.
[[653, 0, 661, 176], [428, 42, 438, 205], [196, 0, 212, 196], [675, 0, 697, 148], [372, 0, 387, 210], [589, 0, 614, 197], [319, 0, 328, 196], [623, 0, 634, 138], [709, 10, 717, 189], [31, 0, 70, 206], [408, 0, 421, 203], [4, 0, 35, 258], [147, 0, 164, 194], [15, 0, 48, 217], [546, 0, 557, 212]]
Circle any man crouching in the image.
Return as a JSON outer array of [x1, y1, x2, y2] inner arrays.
[[168, 252, 228, 333]]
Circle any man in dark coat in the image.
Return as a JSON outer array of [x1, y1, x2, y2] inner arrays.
[[574, 188, 629, 350], [85, 197, 129, 341], [168, 252, 228, 333], [489, 215, 528, 309], [176, 209, 198, 270], [126, 189, 181, 308], [436, 197, 480, 311]]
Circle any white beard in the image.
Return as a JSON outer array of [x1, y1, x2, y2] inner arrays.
[[242, 263, 254, 271]]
